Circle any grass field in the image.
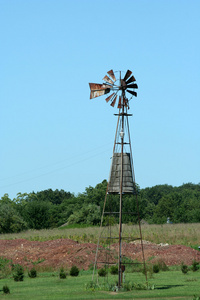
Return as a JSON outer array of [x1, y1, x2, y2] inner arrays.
[[0, 223, 200, 247], [0, 268, 200, 300], [0, 223, 200, 299]]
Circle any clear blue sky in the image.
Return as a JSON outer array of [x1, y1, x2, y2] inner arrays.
[[1, 0, 200, 199]]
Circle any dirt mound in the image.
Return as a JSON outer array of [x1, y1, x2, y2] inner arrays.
[[0, 239, 199, 270], [114, 242, 200, 266]]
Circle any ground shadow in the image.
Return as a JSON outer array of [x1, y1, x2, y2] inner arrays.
[[156, 284, 184, 290]]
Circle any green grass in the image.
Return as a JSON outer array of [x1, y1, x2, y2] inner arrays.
[[0, 223, 200, 248], [0, 269, 200, 299], [1, 223, 200, 298], [59, 224, 99, 230]]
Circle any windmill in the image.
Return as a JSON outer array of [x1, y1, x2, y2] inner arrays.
[[89, 70, 146, 288]]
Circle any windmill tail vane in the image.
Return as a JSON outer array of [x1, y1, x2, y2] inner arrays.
[[89, 69, 138, 108]]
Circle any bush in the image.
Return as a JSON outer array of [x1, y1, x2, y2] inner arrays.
[[191, 260, 199, 272], [110, 265, 118, 275], [12, 264, 24, 281], [181, 263, 188, 274], [59, 267, 67, 279], [122, 281, 133, 291], [153, 264, 160, 273], [28, 268, 37, 278], [3, 285, 10, 294], [70, 265, 79, 277], [98, 268, 107, 277], [85, 281, 98, 291]]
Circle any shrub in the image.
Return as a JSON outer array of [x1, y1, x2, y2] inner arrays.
[[133, 282, 149, 290], [191, 260, 199, 272], [59, 267, 67, 279], [70, 265, 79, 277], [122, 281, 133, 291], [153, 264, 160, 273], [12, 264, 24, 281], [98, 268, 107, 277], [28, 267, 37, 278], [110, 265, 118, 275], [181, 263, 188, 274], [85, 281, 98, 291], [3, 285, 10, 294]]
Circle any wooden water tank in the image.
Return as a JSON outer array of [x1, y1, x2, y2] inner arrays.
[[108, 153, 135, 194]]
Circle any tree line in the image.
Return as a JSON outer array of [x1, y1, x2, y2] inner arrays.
[[1, 180, 200, 233]]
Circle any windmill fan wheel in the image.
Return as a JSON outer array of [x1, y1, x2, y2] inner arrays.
[[89, 69, 138, 108]]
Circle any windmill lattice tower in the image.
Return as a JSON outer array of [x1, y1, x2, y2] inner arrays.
[[89, 69, 147, 289]]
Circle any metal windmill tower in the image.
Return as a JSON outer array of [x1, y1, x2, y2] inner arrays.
[[89, 69, 146, 288]]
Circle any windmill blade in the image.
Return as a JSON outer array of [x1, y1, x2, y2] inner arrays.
[[123, 97, 128, 107], [126, 75, 136, 85], [107, 69, 116, 82], [126, 83, 138, 89], [110, 95, 117, 107], [102, 75, 114, 85], [90, 89, 110, 99], [123, 70, 132, 82], [89, 83, 111, 91], [89, 83, 111, 99], [117, 96, 122, 109], [107, 92, 117, 104], [127, 89, 137, 97], [105, 92, 115, 103]]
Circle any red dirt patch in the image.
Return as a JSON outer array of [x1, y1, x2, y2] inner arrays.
[[118, 242, 200, 266], [0, 239, 199, 270]]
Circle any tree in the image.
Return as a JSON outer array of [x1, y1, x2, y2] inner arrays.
[[0, 193, 12, 204], [0, 203, 27, 233], [141, 185, 173, 205], [35, 189, 74, 205], [83, 180, 107, 208], [67, 204, 101, 225], [21, 200, 52, 229]]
